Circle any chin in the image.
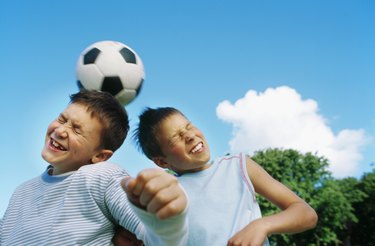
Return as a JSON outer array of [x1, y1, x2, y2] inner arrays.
[[41, 149, 48, 162], [41, 149, 57, 165], [202, 153, 211, 162]]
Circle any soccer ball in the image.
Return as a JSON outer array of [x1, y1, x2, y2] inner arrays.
[[76, 40, 145, 105]]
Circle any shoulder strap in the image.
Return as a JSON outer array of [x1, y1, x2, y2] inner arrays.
[[239, 153, 257, 201]]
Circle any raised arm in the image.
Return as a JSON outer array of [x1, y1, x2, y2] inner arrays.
[[122, 168, 187, 219], [228, 156, 318, 245], [121, 168, 189, 246]]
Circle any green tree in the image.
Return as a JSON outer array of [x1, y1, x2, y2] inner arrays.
[[351, 169, 375, 245], [334, 177, 367, 245], [252, 148, 364, 245]]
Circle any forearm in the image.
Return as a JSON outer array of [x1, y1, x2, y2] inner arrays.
[[248, 159, 318, 235], [260, 201, 318, 235], [129, 202, 189, 246], [120, 168, 189, 245]]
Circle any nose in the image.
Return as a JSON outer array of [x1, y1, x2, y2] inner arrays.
[[184, 131, 195, 143], [54, 125, 68, 138]]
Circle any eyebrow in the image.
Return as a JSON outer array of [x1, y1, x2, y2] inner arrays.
[[167, 122, 192, 145], [59, 113, 67, 120], [59, 113, 83, 130]]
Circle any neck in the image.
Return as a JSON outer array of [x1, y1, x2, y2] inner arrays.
[[175, 161, 212, 176]]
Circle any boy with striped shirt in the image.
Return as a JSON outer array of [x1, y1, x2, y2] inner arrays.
[[0, 91, 188, 246]]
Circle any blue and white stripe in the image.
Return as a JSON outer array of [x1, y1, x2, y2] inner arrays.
[[1, 162, 142, 245]]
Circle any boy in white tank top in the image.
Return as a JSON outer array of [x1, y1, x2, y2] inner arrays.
[[127, 106, 318, 245]]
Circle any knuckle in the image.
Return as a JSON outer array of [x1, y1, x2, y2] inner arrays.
[[143, 182, 158, 194], [137, 171, 149, 182], [154, 191, 169, 204], [166, 174, 178, 184], [164, 202, 180, 215]]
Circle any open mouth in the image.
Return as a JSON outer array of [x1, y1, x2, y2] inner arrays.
[[49, 138, 67, 151], [191, 142, 203, 154]]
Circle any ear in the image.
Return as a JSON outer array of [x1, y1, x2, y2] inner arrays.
[[91, 149, 113, 164], [152, 157, 169, 169]]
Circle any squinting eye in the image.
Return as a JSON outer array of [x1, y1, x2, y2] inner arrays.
[[57, 117, 65, 123], [169, 136, 179, 146], [186, 123, 194, 130], [72, 126, 81, 134]]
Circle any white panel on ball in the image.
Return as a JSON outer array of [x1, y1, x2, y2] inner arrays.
[[76, 40, 145, 106]]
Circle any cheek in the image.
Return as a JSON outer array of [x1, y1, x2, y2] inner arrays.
[[46, 122, 56, 136], [167, 145, 187, 159], [196, 129, 205, 138]]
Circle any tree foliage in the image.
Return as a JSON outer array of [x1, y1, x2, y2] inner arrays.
[[252, 148, 372, 245], [350, 170, 375, 245]]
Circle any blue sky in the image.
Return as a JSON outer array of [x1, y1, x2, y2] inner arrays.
[[1, 0, 374, 216]]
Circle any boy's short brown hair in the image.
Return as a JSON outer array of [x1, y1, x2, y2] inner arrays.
[[133, 107, 183, 159], [70, 90, 129, 152]]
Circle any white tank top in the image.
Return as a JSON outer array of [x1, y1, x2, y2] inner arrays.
[[178, 153, 270, 245]]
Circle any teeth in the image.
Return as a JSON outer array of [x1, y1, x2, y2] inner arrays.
[[191, 142, 203, 153], [51, 139, 66, 151]]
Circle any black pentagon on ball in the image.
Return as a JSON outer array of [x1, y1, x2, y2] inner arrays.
[[119, 47, 136, 64], [83, 47, 101, 65], [101, 76, 124, 96]]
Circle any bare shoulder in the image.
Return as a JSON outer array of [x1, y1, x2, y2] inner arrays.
[[245, 155, 303, 209], [245, 155, 271, 181]]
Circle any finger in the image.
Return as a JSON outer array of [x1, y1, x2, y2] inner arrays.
[[144, 184, 179, 213], [154, 194, 187, 220], [132, 168, 165, 196], [120, 176, 133, 193], [138, 173, 177, 207], [121, 176, 140, 198], [121, 177, 144, 208], [146, 184, 187, 219]]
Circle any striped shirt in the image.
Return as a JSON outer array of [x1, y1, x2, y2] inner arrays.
[[0, 162, 188, 246]]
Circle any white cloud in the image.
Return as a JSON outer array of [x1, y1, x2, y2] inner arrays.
[[216, 86, 370, 177]]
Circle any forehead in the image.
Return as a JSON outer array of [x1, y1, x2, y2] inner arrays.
[[158, 113, 189, 136], [63, 103, 89, 118], [62, 103, 103, 130]]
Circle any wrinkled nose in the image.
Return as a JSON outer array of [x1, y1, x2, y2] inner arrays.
[[185, 132, 195, 143], [54, 125, 68, 138]]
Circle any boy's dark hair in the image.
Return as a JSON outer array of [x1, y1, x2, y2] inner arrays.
[[70, 90, 129, 152], [133, 107, 183, 160]]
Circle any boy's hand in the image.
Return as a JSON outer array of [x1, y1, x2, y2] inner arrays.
[[121, 168, 187, 220], [227, 219, 268, 246]]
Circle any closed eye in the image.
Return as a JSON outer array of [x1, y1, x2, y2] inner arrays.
[[186, 122, 193, 130], [72, 123, 82, 134], [168, 136, 179, 147], [57, 114, 66, 123]]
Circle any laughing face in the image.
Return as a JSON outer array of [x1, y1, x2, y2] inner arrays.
[[41, 103, 110, 175], [154, 113, 211, 174]]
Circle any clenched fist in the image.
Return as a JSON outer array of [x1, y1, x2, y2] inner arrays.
[[121, 168, 187, 220]]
